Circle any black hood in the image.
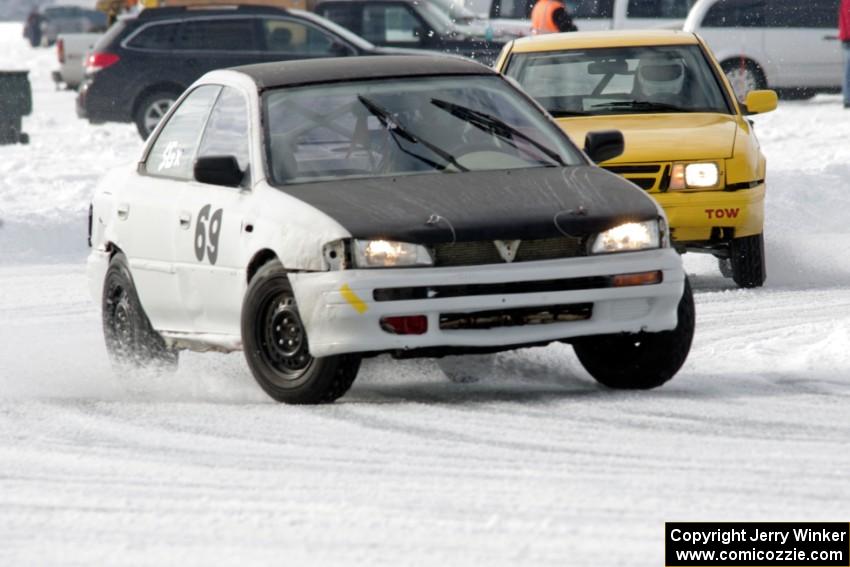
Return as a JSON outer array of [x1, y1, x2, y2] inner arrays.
[[277, 166, 660, 245]]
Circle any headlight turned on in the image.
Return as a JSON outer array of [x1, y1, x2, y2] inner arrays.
[[670, 162, 720, 190], [591, 220, 661, 254], [353, 239, 434, 268]]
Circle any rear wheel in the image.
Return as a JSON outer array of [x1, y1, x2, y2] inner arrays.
[[241, 260, 361, 404], [572, 279, 694, 390], [102, 252, 178, 373], [722, 59, 766, 102], [134, 90, 179, 140], [730, 233, 766, 288]]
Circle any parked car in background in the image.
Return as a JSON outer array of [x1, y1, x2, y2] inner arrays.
[[87, 55, 694, 403], [486, 0, 698, 37], [40, 5, 108, 46], [498, 30, 778, 287], [312, 0, 504, 63], [53, 33, 102, 90], [684, 0, 843, 100], [77, 5, 415, 139]]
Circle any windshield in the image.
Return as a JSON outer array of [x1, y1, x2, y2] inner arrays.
[[505, 45, 732, 117], [263, 76, 584, 185]]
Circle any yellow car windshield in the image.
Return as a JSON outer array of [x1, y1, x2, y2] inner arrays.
[[505, 45, 732, 117]]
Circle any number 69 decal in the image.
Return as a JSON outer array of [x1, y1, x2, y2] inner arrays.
[[194, 204, 223, 265]]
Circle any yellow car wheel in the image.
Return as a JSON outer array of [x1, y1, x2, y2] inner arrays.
[[729, 233, 766, 288]]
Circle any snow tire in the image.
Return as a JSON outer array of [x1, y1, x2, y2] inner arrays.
[[242, 260, 361, 404], [572, 278, 695, 390], [102, 252, 179, 372], [730, 233, 766, 288]]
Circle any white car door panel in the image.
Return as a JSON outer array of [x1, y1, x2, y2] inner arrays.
[[762, 0, 843, 88], [174, 86, 254, 335], [113, 175, 187, 331], [175, 186, 250, 335]]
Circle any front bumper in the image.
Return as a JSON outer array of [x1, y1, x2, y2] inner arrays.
[[289, 248, 685, 358], [656, 184, 765, 242]]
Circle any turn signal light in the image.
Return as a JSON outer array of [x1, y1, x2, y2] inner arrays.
[[380, 315, 428, 335], [612, 271, 663, 287], [669, 164, 686, 190]]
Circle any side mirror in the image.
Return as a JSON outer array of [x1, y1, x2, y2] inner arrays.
[[743, 89, 778, 115], [584, 130, 624, 164], [194, 155, 244, 187]]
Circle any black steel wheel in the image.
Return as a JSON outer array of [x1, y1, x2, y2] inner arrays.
[[102, 252, 178, 372], [572, 278, 695, 390], [241, 259, 360, 404]]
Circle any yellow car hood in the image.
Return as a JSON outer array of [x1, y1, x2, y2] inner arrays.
[[556, 113, 738, 164]]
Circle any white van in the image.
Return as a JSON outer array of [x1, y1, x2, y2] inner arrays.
[[483, 0, 698, 37], [683, 0, 844, 99]]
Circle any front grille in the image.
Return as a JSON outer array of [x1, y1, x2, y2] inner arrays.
[[433, 236, 584, 267], [604, 163, 668, 192], [374, 275, 611, 302], [439, 303, 593, 330], [373, 271, 663, 302]]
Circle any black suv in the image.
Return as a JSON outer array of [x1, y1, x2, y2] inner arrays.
[[313, 0, 504, 65], [77, 5, 403, 139]]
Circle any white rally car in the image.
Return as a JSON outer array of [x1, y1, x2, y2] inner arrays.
[[87, 56, 694, 404]]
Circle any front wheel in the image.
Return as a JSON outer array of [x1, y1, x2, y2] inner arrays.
[[572, 278, 695, 390], [241, 260, 361, 404], [102, 252, 178, 373], [730, 233, 766, 288]]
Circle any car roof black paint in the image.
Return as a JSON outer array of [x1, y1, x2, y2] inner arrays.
[[235, 55, 496, 90]]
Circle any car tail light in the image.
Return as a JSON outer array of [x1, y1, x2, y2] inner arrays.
[[380, 315, 428, 335], [57, 38, 65, 64], [86, 52, 120, 73]]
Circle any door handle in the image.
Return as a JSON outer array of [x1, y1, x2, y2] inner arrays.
[[823, 35, 840, 41], [178, 212, 192, 229], [116, 203, 130, 220]]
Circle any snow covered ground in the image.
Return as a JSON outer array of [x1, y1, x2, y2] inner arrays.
[[1, 23, 849, 566]]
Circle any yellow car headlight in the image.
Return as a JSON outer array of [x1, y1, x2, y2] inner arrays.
[[591, 220, 661, 254], [670, 162, 720, 190], [353, 239, 433, 268]]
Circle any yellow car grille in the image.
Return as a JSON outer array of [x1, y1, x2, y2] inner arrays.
[[603, 164, 670, 193]]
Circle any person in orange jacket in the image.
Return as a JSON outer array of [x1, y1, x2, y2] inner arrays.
[[841, 0, 850, 108], [530, 0, 577, 35]]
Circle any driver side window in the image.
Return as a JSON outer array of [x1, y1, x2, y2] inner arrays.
[[146, 85, 221, 180]]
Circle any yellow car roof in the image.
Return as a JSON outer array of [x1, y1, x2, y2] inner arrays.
[[509, 30, 700, 53]]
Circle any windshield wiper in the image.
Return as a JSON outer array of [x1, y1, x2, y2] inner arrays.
[[431, 98, 566, 167], [357, 95, 468, 172], [591, 100, 689, 113]]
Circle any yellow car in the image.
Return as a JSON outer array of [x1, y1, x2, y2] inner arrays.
[[496, 30, 777, 288]]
